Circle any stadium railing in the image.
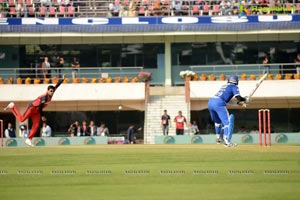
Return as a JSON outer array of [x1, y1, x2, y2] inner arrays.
[[0, 63, 298, 84], [190, 63, 298, 77], [0, 66, 143, 81]]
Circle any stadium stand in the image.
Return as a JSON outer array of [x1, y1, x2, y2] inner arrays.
[[0, 0, 299, 18]]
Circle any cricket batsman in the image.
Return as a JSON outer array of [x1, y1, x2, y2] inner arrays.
[[4, 75, 65, 146], [208, 75, 249, 147]]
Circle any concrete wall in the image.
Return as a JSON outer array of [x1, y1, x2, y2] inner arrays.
[[190, 80, 300, 110], [0, 83, 146, 111], [190, 80, 300, 99], [0, 83, 145, 101]]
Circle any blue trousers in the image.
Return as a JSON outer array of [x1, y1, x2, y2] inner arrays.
[[208, 98, 233, 142]]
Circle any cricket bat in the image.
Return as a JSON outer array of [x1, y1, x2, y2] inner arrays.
[[248, 73, 268, 100], [228, 73, 268, 106]]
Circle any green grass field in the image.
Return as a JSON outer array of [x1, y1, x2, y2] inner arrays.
[[0, 144, 299, 200]]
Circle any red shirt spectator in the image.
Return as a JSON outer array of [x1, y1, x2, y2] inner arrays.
[[174, 111, 187, 135]]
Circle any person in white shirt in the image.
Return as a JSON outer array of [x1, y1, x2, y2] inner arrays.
[[97, 122, 109, 136], [41, 122, 52, 137], [42, 56, 51, 79], [19, 124, 29, 138]]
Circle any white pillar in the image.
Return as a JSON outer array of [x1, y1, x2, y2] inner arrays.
[[165, 39, 172, 86]]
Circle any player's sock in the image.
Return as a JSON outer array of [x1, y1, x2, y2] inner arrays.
[[215, 123, 222, 144]]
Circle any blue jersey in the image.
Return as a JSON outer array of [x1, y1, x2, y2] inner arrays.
[[213, 83, 240, 103]]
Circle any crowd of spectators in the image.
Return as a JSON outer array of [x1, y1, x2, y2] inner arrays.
[[0, 0, 298, 18], [0, 0, 78, 17], [108, 0, 297, 17], [68, 120, 109, 137]]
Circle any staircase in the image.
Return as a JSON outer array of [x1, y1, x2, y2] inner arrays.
[[144, 95, 190, 144]]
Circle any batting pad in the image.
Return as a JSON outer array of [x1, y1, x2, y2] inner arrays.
[[228, 114, 235, 141]]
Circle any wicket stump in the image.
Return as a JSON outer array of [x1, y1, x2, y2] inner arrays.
[[258, 109, 271, 147]]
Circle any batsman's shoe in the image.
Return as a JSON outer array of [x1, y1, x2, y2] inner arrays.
[[25, 138, 34, 147], [216, 138, 223, 144], [224, 142, 237, 148], [223, 136, 229, 145], [4, 102, 14, 110], [228, 142, 237, 147]]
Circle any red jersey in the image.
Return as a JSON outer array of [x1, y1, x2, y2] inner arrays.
[[29, 78, 63, 114], [31, 93, 52, 109], [174, 115, 186, 129]]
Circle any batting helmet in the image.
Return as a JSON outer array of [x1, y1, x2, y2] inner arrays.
[[228, 75, 239, 85]]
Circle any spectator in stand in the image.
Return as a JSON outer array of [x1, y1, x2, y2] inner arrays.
[[172, 1, 182, 16], [76, 121, 82, 136], [41, 0, 52, 7], [219, 0, 231, 16], [42, 56, 51, 79], [20, 124, 29, 138], [174, 111, 187, 135], [191, 121, 200, 134], [4, 122, 16, 138], [262, 52, 270, 74], [181, 0, 190, 15], [128, 0, 138, 17], [152, 0, 162, 16], [232, 0, 239, 8], [186, 121, 200, 135], [274, 0, 281, 6], [108, 1, 119, 16], [118, 2, 126, 17], [32, 0, 40, 9], [81, 120, 87, 136], [55, 55, 64, 79], [61, 0, 71, 7], [68, 120, 82, 137], [193, 0, 205, 12], [87, 120, 97, 136], [231, 6, 239, 15], [41, 121, 52, 137], [71, 57, 80, 78], [16, 3, 27, 17], [68, 121, 77, 137], [97, 122, 109, 136]]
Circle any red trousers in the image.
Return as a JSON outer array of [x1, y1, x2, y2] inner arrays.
[[11, 105, 40, 139]]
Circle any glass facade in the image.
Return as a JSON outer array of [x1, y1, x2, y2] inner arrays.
[[171, 41, 300, 66], [2, 41, 300, 85], [1, 41, 300, 70], [23, 44, 164, 69]]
